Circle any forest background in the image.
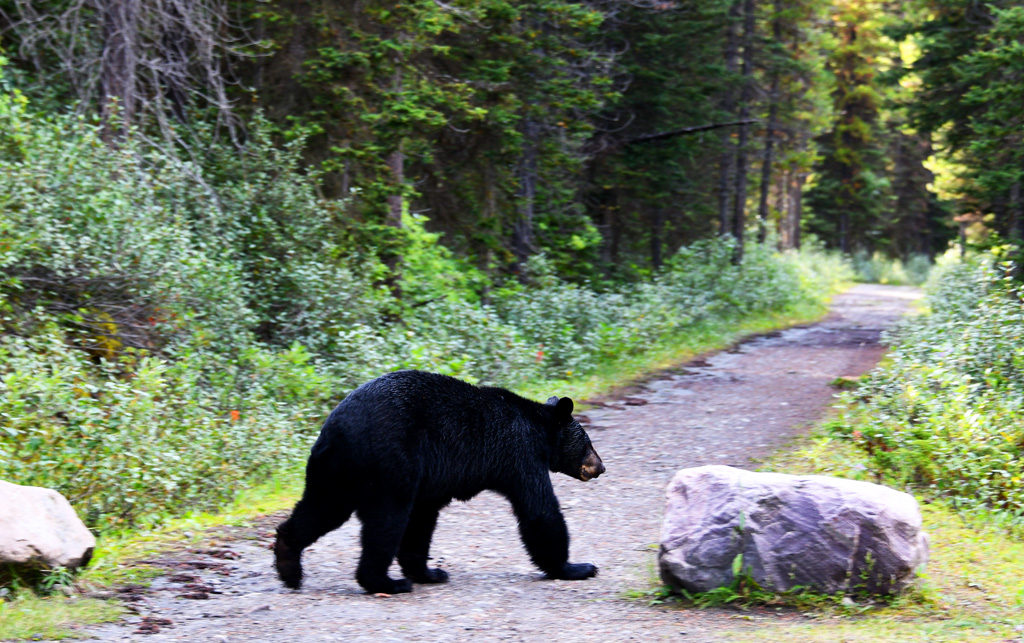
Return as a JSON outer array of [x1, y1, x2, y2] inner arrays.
[[1, 0, 1022, 547]]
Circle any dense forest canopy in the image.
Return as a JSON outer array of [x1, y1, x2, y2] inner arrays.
[[7, 0, 1017, 280]]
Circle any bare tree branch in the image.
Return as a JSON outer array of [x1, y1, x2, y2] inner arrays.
[[4, 0, 258, 143], [625, 119, 758, 145]]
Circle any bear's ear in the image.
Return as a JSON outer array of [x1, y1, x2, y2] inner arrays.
[[554, 396, 574, 417], [546, 396, 560, 406]]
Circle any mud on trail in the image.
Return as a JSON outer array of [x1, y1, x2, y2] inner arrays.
[[87, 284, 920, 642]]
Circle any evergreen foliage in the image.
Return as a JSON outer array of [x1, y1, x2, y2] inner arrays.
[[895, 0, 1022, 260]]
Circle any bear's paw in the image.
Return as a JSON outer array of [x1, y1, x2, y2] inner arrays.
[[548, 562, 598, 580]]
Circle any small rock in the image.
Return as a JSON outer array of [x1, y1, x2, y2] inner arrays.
[[177, 591, 210, 600], [167, 573, 200, 584], [134, 616, 173, 634]]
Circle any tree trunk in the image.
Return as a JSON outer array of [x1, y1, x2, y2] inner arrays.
[[776, 170, 789, 249], [514, 118, 539, 274], [731, 0, 757, 263], [159, 2, 189, 122], [386, 68, 405, 229], [650, 210, 664, 271], [792, 171, 804, 250], [757, 94, 778, 245], [1011, 180, 1023, 279], [779, 168, 806, 250], [717, 0, 742, 237], [598, 187, 619, 276], [1010, 180, 1022, 242], [386, 148, 404, 228], [839, 209, 851, 254], [100, 0, 139, 138], [757, 0, 782, 245]]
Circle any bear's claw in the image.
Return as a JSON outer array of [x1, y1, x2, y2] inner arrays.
[[359, 576, 414, 594], [406, 567, 449, 584], [548, 562, 598, 581]]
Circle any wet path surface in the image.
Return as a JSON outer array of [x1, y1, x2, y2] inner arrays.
[[87, 284, 920, 642]]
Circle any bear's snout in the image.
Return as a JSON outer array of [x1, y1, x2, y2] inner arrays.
[[580, 449, 605, 481]]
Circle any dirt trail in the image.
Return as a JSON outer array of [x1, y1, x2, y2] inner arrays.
[[87, 284, 920, 642]]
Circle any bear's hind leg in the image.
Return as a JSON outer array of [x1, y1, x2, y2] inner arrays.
[[355, 499, 415, 594], [398, 502, 448, 584], [275, 492, 354, 590]]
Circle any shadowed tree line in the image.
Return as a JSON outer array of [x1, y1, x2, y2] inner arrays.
[[5, 0, 1018, 279]]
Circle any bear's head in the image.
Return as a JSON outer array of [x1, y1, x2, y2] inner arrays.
[[545, 396, 605, 482]]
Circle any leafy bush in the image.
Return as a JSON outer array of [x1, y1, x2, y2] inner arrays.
[[0, 93, 253, 355], [0, 315, 332, 532], [835, 256, 1024, 521]]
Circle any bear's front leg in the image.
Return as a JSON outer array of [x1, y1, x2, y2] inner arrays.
[[355, 500, 415, 594], [398, 502, 449, 584], [508, 480, 598, 581]]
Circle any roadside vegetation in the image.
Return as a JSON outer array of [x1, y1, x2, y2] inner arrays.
[[834, 255, 1024, 527]]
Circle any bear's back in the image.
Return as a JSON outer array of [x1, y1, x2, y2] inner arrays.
[[309, 371, 552, 500], [317, 370, 544, 460]]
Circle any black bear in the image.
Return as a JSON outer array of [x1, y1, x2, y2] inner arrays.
[[274, 369, 604, 594]]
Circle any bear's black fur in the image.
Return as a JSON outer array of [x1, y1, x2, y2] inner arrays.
[[274, 370, 605, 594]]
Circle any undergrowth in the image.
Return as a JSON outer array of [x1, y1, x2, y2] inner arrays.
[[851, 250, 932, 286]]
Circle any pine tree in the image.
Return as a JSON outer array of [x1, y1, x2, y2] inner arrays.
[[804, 0, 890, 253]]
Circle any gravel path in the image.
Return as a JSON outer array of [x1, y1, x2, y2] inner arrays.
[[87, 284, 920, 642]]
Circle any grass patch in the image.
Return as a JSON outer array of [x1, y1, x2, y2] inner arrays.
[[0, 593, 123, 640], [80, 466, 304, 588]]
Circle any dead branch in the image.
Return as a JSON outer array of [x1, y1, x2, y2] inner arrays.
[[625, 119, 759, 145]]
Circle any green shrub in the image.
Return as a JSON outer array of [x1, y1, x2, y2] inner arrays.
[[0, 315, 332, 532], [835, 256, 1024, 521]]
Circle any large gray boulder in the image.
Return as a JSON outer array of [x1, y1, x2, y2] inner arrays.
[[659, 465, 928, 595], [0, 480, 96, 571]]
